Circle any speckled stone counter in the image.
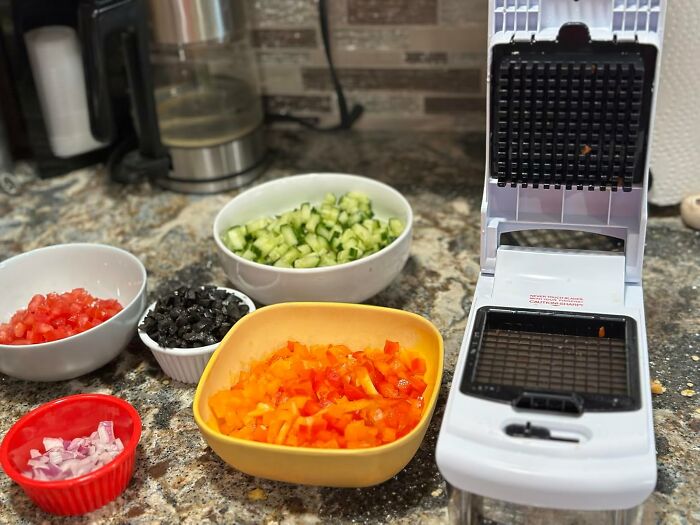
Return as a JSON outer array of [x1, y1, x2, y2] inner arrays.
[[0, 131, 698, 524]]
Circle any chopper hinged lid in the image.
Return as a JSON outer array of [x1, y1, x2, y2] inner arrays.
[[481, 0, 666, 284]]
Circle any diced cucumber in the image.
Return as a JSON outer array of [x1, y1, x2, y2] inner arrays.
[[363, 219, 380, 232], [240, 248, 257, 261], [340, 229, 357, 243], [347, 191, 370, 204], [225, 226, 247, 251], [294, 254, 320, 268], [278, 247, 301, 265], [266, 242, 289, 263], [343, 237, 360, 250], [290, 210, 303, 229], [388, 218, 404, 236], [320, 206, 339, 224], [304, 233, 325, 252], [351, 223, 372, 245], [348, 212, 365, 226], [246, 217, 270, 234], [281, 225, 299, 246], [320, 253, 337, 266], [339, 196, 359, 214], [253, 236, 277, 258], [315, 224, 332, 241], [222, 191, 404, 267], [300, 203, 312, 222], [348, 246, 364, 259], [337, 249, 352, 264], [306, 213, 321, 232]]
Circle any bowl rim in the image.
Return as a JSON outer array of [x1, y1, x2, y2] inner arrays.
[[0, 243, 147, 350], [212, 173, 414, 274], [137, 286, 257, 356], [0, 393, 142, 489], [193, 302, 444, 456]]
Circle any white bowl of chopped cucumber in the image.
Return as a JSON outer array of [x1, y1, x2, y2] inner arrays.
[[213, 173, 412, 304]]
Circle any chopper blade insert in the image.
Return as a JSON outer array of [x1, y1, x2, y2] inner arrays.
[[460, 307, 640, 413], [491, 42, 657, 191]]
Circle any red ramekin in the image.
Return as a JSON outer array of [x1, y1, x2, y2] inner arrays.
[[0, 393, 141, 515]]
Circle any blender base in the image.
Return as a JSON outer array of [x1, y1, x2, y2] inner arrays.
[[156, 125, 268, 194]]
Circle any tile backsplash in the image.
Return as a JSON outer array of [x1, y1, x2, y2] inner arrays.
[[249, 0, 488, 131]]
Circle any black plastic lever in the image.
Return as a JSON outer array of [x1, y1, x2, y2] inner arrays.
[[505, 422, 579, 443]]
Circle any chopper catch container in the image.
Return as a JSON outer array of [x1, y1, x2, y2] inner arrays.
[[436, 0, 666, 522]]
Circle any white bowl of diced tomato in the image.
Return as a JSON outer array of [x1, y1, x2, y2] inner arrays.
[[0, 243, 147, 381]]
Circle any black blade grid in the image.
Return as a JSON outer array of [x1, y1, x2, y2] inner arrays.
[[460, 307, 641, 413], [475, 329, 628, 396], [492, 49, 651, 192]]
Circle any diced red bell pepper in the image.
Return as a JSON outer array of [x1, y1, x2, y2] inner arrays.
[[208, 340, 428, 449]]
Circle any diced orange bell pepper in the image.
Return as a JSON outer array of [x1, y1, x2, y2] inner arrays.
[[384, 340, 400, 354], [208, 340, 427, 449]]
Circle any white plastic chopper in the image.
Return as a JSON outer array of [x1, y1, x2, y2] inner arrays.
[[436, 0, 666, 522]]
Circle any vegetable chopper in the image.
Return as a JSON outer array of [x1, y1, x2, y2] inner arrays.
[[436, 0, 666, 518]]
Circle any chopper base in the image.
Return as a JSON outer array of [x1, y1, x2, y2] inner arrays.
[[447, 487, 644, 525], [436, 247, 655, 511]]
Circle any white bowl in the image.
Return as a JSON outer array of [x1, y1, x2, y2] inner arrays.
[[213, 173, 413, 305], [0, 244, 147, 381], [137, 287, 256, 384]]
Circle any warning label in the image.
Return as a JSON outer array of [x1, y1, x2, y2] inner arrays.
[[528, 294, 584, 308]]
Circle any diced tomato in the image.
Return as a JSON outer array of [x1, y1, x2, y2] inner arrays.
[[13, 322, 26, 338], [0, 288, 123, 345]]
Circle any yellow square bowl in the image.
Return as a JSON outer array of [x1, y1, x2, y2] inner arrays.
[[193, 302, 444, 487]]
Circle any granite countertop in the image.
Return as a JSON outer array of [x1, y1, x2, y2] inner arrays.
[[0, 130, 698, 524]]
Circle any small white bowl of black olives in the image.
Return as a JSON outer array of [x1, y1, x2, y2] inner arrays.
[[138, 285, 255, 384]]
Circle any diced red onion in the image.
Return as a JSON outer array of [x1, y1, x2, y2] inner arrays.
[[22, 421, 125, 481]]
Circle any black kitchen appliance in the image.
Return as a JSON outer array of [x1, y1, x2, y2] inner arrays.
[[0, 0, 361, 188], [0, 0, 186, 185]]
